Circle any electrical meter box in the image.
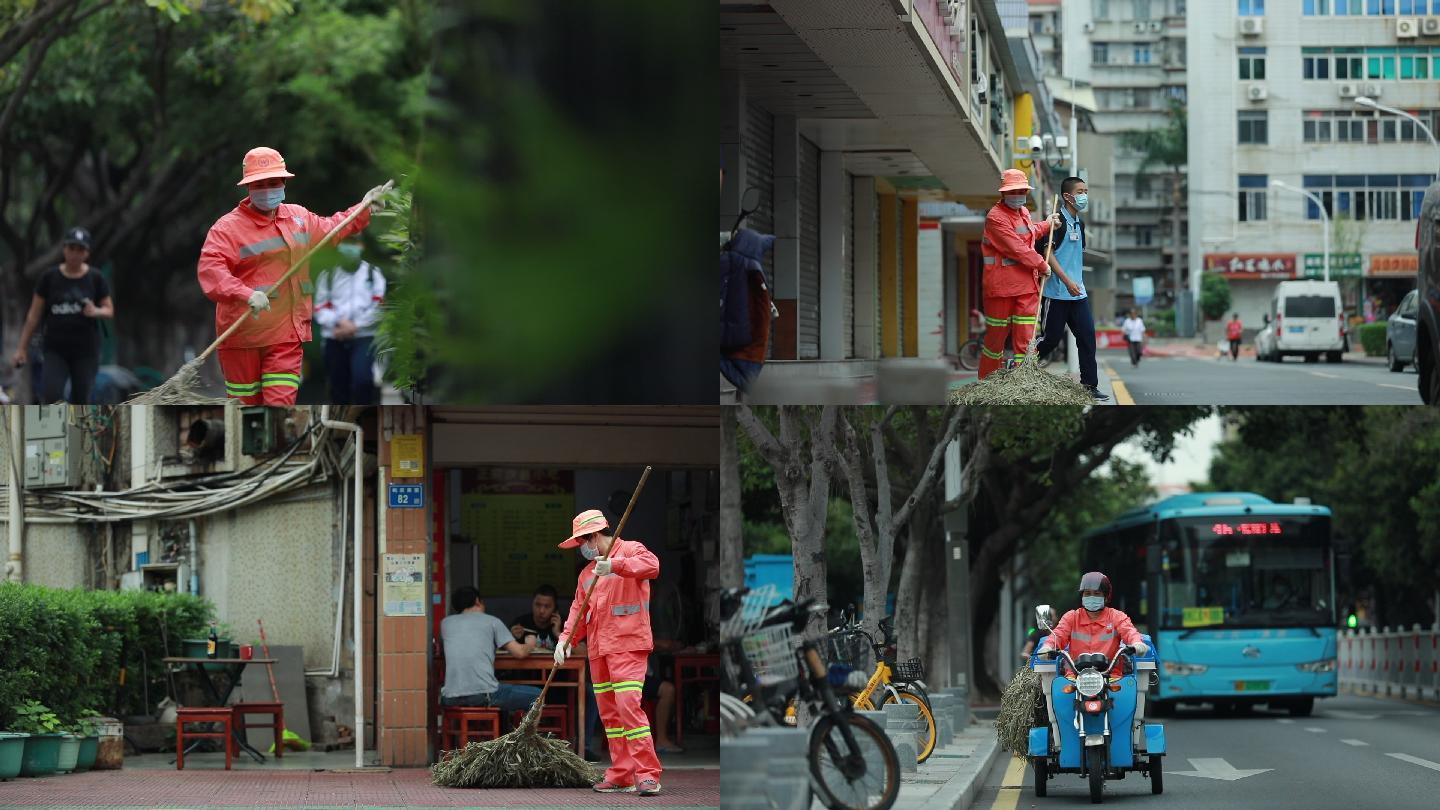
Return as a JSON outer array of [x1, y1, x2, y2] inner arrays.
[[241, 407, 281, 456], [23, 406, 81, 489]]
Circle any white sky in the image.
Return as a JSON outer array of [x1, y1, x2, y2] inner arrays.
[[1109, 412, 1224, 497]]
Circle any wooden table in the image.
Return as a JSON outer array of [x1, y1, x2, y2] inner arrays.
[[162, 657, 277, 763], [494, 655, 588, 758], [672, 653, 720, 746]]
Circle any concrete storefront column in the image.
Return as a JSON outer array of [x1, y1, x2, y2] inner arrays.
[[820, 151, 846, 360], [853, 177, 879, 360], [377, 406, 430, 767], [901, 197, 919, 357], [772, 115, 800, 360]]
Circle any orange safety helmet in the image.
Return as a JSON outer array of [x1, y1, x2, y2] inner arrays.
[[237, 146, 296, 186], [558, 509, 609, 548]]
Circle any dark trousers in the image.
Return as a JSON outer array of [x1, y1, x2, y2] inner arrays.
[[1128, 339, 1144, 366], [41, 343, 98, 403], [1035, 297, 1098, 388], [1229, 338, 1241, 360], [324, 336, 378, 405]]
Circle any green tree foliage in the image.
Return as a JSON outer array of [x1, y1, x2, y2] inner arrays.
[[1199, 272, 1232, 322], [1207, 407, 1440, 625]]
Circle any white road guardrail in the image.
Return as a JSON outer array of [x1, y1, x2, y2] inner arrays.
[[1338, 624, 1440, 703]]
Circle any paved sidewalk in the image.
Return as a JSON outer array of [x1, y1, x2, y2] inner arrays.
[[0, 766, 719, 808], [889, 720, 1001, 810]]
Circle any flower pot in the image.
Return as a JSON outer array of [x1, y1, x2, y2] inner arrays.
[[182, 638, 238, 671], [19, 732, 63, 777], [55, 734, 80, 774], [74, 735, 99, 772], [0, 733, 28, 781]]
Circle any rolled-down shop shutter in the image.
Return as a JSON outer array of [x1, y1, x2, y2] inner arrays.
[[798, 136, 821, 360], [744, 101, 775, 359]]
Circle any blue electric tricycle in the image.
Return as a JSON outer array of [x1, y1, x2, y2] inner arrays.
[[1025, 605, 1166, 804]]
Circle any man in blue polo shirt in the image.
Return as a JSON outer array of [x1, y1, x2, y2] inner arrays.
[[1036, 176, 1108, 402]]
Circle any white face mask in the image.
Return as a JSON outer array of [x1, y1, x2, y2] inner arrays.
[[1082, 595, 1105, 612], [580, 542, 599, 560]]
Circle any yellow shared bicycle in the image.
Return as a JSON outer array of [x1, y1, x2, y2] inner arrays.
[[828, 615, 938, 764]]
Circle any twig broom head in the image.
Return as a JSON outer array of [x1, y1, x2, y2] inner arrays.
[[128, 356, 227, 405], [430, 720, 599, 789]]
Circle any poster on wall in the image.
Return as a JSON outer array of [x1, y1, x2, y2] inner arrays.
[[455, 470, 576, 597], [382, 553, 426, 616], [391, 435, 424, 478]]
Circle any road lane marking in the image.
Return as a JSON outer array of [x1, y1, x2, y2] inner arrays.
[[1277, 718, 1295, 724], [1169, 757, 1273, 781], [1304, 727, 1326, 733], [1377, 384, 1415, 391], [1386, 753, 1440, 773], [1308, 372, 1342, 379], [1325, 710, 1379, 720], [989, 755, 1026, 810], [1340, 739, 1370, 746]]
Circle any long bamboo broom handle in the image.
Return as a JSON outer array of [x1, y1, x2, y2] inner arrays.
[[1025, 194, 1059, 366], [534, 465, 653, 705], [193, 179, 394, 365]]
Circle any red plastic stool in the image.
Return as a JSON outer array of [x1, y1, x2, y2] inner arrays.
[[441, 706, 502, 750], [509, 705, 572, 749], [176, 707, 234, 770], [233, 702, 286, 758]]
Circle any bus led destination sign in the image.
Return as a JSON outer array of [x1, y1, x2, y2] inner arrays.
[[1211, 522, 1283, 536]]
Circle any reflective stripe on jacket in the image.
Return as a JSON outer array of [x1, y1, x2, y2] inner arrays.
[[1042, 605, 1144, 664], [981, 203, 1052, 299], [197, 198, 372, 349], [560, 538, 660, 657]]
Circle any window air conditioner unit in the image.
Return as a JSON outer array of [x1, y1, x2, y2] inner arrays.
[[1134, 22, 1147, 34], [1397, 17, 1419, 38], [1238, 17, 1264, 36], [1083, 22, 1095, 33], [1043, 24, 1055, 35], [1424, 17, 1440, 36], [1247, 83, 1268, 102], [1150, 21, 1164, 33], [1337, 82, 1359, 98], [1364, 82, 1383, 97]]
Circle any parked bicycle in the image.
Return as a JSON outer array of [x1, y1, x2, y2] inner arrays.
[[827, 608, 937, 764], [721, 586, 901, 810]]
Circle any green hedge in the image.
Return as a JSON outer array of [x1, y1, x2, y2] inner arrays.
[[1357, 322, 1388, 357], [0, 584, 212, 729]]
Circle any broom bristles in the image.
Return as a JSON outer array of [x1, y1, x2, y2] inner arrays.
[[431, 718, 599, 789], [128, 356, 227, 405]]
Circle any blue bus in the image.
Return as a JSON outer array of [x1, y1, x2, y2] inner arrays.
[[1081, 492, 1338, 716]]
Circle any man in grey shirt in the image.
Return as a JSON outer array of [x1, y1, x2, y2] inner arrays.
[[440, 586, 540, 715]]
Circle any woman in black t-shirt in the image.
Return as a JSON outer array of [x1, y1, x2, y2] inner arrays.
[[10, 227, 114, 403]]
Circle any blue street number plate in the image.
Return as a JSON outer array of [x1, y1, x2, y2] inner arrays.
[[1234, 680, 1270, 691], [388, 483, 424, 509]]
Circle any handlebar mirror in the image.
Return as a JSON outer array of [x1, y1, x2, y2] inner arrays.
[[741, 187, 761, 213], [1035, 604, 1054, 631]]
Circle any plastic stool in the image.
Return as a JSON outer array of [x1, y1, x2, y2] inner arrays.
[[176, 707, 234, 770]]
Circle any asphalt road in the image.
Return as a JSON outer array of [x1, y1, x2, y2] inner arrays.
[[1104, 354, 1422, 405], [972, 693, 1440, 810]]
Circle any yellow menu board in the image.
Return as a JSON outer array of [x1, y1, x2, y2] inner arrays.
[[459, 493, 575, 596]]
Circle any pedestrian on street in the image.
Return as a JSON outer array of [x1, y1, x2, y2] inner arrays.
[[554, 509, 664, 796], [1226, 312, 1244, 361], [10, 227, 114, 403], [1122, 309, 1146, 367], [314, 235, 385, 404], [1034, 176, 1107, 402], [196, 146, 386, 405], [979, 169, 1059, 379]]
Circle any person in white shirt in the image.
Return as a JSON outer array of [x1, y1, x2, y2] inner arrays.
[[1121, 309, 1146, 367], [313, 235, 386, 403]]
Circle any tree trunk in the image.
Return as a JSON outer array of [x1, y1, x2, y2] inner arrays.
[[893, 499, 930, 664], [718, 407, 744, 591]]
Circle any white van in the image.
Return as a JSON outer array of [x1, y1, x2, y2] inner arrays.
[[1255, 280, 1346, 363]]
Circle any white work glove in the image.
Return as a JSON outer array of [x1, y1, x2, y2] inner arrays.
[[366, 181, 393, 213], [1036, 644, 1055, 659], [1129, 640, 1149, 657], [553, 641, 570, 667], [247, 288, 271, 315], [594, 558, 613, 576]]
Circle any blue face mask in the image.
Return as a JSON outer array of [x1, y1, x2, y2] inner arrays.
[[338, 243, 363, 260], [580, 543, 599, 561], [1003, 195, 1027, 209], [249, 187, 285, 211], [1082, 595, 1105, 612], [1072, 193, 1089, 212]]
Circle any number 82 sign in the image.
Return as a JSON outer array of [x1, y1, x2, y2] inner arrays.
[[388, 483, 425, 509]]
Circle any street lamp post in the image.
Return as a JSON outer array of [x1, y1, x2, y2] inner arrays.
[[1272, 180, 1329, 282], [1355, 95, 1440, 175]]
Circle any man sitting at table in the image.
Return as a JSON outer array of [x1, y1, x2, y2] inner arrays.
[[509, 584, 566, 649], [441, 586, 540, 724]]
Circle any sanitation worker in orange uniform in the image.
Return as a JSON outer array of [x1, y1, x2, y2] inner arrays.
[[979, 169, 1062, 379], [196, 147, 387, 404], [554, 509, 664, 797], [1036, 571, 1149, 664]]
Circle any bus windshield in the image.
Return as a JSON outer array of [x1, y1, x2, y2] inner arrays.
[[1156, 515, 1333, 630]]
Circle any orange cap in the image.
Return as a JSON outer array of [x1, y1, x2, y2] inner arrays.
[[558, 509, 609, 548], [237, 147, 296, 186], [998, 169, 1033, 193]]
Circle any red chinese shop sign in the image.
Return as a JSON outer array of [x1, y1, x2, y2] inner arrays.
[[1202, 254, 1298, 280]]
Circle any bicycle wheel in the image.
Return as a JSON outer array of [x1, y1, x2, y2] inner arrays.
[[958, 339, 981, 371], [881, 689, 937, 763], [809, 711, 900, 810]]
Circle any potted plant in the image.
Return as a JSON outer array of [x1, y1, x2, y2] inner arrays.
[[70, 714, 100, 773], [11, 701, 64, 777], [55, 727, 80, 774], [0, 730, 26, 781]]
